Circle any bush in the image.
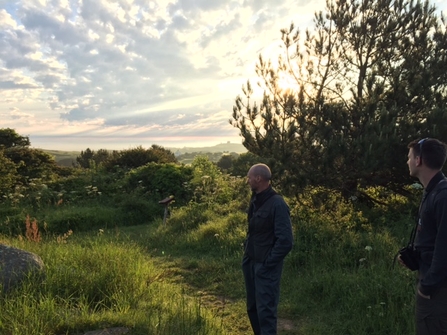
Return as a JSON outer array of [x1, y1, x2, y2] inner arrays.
[[117, 196, 163, 225], [43, 206, 120, 233], [0, 211, 26, 236], [126, 163, 194, 205]]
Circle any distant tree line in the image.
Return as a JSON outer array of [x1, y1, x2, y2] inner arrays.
[[0, 128, 260, 205], [0, 128, 258, 235], [76, 145, 178, 171]]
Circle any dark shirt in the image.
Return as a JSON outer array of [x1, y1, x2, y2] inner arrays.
[[244, 186, 293, 266], [415, 171, 447, 296]]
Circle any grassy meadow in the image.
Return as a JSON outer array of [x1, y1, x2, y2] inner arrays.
[[0, 163, 421, 335]]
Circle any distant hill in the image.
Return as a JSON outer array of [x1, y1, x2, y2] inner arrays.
[[42, 143, 247, 166], [168, 142, 246, 155], [42, 149, 81, 167]]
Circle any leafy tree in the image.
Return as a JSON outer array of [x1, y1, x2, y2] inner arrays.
[[191, 156, 221, 182], [103, 145, 178, 171], [76, 148, 95, 168], [149, 144, 178, 163], [0, 129, 61, 185], [216, 154, 236, 171], [231, 0, 447, 200], [190, 155, 237, 204], [4, 147, 60, 182], [76, 148, 112, 169], [229, 152, 264, 178], [0, 128, 30, 149], [126, 163, 194, 204], [94, 149, 111, 166], [0, 151, 18, 197]]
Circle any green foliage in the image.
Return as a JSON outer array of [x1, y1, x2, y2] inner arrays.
[[216, 154, 235, 171], [0, 128, 30, 149], [126, 162, 194, 204], [0, 151, 18, 197], [117, 196, 162, 224], [191, 156, 221, 181], [0, 173, 422, 334], [0, 129, 76, 200], [4, 147, 60, 183], [177, 151, 241, 164], [76, 145, 178, 170], [229, 152, 264, 178], [231, 0, 447, 199], [282, 192, 416, 334], [190, 156, 248, 205], [149, 144, 179, 163], [0, 128, 425, 333], [0, 236, 225, 335], [42, 206, 120, 233], [102, 145, 178, 171], [0, 157, 191, 235], [0, 206, 26, 236], [76, 148, 96, 168], [135, 183, 418, 334]]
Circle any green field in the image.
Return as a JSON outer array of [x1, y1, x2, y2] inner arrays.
[[0, 178, 418, 335]]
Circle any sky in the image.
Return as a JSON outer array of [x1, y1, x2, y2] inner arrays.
[[1, 0, 446, 151]]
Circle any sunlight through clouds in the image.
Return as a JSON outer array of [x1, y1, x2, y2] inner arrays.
[[0, 0, 332, 150]]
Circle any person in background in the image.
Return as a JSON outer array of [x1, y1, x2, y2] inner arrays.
[[242, 163, 293, 335], [401, 138, 447, 334]]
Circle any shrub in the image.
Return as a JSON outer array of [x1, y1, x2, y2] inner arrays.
[[0, 211, 26, 236], [126, 163, 194, 205], [117, 196, 163, 225], [43, 206, 120, 233]]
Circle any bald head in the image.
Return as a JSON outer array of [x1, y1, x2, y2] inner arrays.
[[247, 164, 272, 193], [249, 164, 271, 180]]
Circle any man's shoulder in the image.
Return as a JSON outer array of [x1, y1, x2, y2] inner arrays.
[[435, 179, 447, 194], [270, 193, 284, 201], [270, 194, 290, 207], [432, 180, 447, 203]]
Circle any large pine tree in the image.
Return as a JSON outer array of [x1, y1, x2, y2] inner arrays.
[[231, 0, 447, 200]]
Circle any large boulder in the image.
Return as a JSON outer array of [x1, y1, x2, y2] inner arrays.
[[0, 244, 45, 292]]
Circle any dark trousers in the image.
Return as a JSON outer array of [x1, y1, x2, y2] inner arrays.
[[416, 286, 447, 335], [242, 256, 283, 335]]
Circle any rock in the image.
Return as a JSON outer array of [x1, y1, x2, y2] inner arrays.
[[0, 244, 45, 292]]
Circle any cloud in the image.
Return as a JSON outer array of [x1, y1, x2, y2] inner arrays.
[[0, 0, 328, 150]]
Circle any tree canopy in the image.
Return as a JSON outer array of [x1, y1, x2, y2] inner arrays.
[[0, 128, 67, 198], [76, 145, 178, 170], [231, 0, 447, 199], [0, 128, 30, 149]]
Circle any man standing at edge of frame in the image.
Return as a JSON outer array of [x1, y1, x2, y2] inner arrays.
[[400, 138, 447, 334], [242, 163, 293, 335]]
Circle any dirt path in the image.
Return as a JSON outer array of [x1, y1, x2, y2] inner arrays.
[[278, 318, 300, 334]]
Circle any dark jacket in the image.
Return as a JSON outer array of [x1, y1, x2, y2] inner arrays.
[[244, 186, 293, 267], [415, 171, 447, 296]]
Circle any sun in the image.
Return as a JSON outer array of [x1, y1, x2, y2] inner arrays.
[[276, 72, 300, 94]]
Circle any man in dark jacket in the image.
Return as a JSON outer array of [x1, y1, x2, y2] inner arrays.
[[402, 138, 447, 335], [242, 163, 293, 335]]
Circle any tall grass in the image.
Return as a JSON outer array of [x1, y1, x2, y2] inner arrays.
[[0, 181, 421, 334], [0, 233, 226, 335]]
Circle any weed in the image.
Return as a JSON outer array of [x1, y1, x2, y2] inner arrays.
[[25, 214, 41, 243]]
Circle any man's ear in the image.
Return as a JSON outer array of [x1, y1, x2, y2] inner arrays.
[[416, 156, 423, 167]]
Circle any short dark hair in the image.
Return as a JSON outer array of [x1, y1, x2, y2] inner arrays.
[[408, 138, 447, 170]]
